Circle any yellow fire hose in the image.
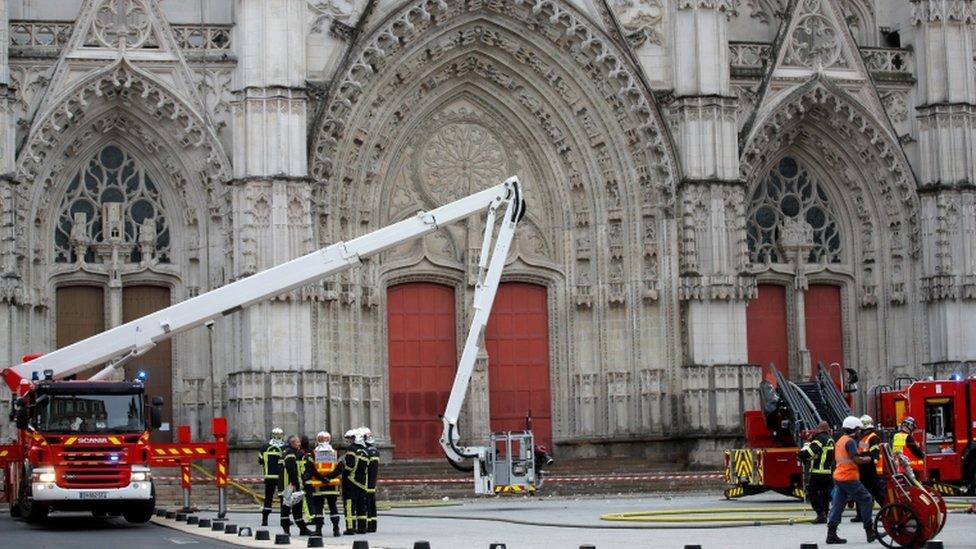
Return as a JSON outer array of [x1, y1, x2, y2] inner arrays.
[[601, 502, 976, 526], [190, 462, 263, 504]]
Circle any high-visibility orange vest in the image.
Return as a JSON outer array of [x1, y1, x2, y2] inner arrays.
[[858, 430, 882, 475], [309, 446, 341, 493], [833, 434, 859, 482]]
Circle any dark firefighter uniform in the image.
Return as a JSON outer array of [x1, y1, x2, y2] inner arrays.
[[258, 441, 283, 526], [302, 445, 342, 537], [857, 427, 883, 507], [279, 445, 311, 536], [364, 440, 380, 532], [326, 441, 369, 534], [799, 430, 834, 523]]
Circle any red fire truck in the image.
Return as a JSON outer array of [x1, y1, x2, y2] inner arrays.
[[724, 364, 854, 499], [873, 376, 976, 495]]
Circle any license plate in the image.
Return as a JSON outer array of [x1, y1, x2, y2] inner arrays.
[[79, 491, 108, 500]]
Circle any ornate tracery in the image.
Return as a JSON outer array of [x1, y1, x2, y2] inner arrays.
[[746, 156, 841, 264], [54, 144, 170, 265]]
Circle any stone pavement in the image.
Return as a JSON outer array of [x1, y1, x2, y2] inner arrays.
[[153, 493, 976, 549]]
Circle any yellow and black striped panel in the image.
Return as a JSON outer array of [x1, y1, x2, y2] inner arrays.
[[494, 485, 536, 494]]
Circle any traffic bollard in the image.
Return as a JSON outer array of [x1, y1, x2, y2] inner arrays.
[[238, 527, 253, 537], [352, 541, 370, 549], [198, 518, 211, 528], [414, 542, 432, 549], [800, 544, 818, 549], [211, 521, 225, 531], [155, 509, 166, 517], [187, 516, 199, 525], [165, 511, 176, 519], [308, 537, 324, 548], [684, 546, 703, 549], [256, 529, 271, 541], [580, 545, 596, 549], [224, 524, 238, 534], [489, 544, 505, 549], [925, 542, 944, 549], [274, 534, 290, 545], [175, 513, 187, 522]]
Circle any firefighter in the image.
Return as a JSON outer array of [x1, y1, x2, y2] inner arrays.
[[892, 416, 926, 475], [303, 431, 342, 537], [825, 416, 877, 545], [280, 434, 312, 537], [258, 427, 284, 527], [362, 427, 380, 532], [325, 428, 370, 535], [798, 421, 834, 524], [852, 414, 884, 519]]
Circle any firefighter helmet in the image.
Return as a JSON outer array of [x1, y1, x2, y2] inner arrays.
[[271, 427, 284, 440], [842, 416, 862, 431], [361, 427, 374, 444], [860, 415, 874, 428], [316, 431, 331, 444], [901, 417, 917, 430]]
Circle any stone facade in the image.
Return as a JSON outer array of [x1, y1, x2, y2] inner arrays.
[[0, 0, 973, 469]]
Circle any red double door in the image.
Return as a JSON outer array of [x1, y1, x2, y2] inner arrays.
[[387, 282, 551, 458], [746, 283, 843, 381]]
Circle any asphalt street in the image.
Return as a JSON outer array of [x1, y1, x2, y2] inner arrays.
[[0, 511, 239, 548]]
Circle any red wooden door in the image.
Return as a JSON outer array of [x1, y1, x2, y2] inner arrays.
[[805, 284, 843, 385], [485, 283, 551, 449], [123, 286, 173, 443], [747, 284, 789, 380], [387, 283, 456, 458]]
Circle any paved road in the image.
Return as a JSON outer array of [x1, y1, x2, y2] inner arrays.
[[0, 511, 239, 548], [153, 493, 976, 548]]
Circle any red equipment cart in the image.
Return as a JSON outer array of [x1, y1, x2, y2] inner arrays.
[[874, 443, 947, 548]]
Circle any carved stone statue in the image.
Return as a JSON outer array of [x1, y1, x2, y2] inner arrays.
[[69, 212, 90, 263]]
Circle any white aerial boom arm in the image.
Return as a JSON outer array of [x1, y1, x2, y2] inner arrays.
[[438, 182, 522, 470], [2, 178, 526, 393]]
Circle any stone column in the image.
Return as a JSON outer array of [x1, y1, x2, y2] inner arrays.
[[912, 0, 976, 372], [227, 0, 315, 447], [672, 0, 758, 449]]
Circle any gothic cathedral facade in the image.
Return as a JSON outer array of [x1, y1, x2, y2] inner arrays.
[[0, 0, 971, 467]]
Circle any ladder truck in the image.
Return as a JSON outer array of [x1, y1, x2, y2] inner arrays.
[[1, 178, 527, 521]]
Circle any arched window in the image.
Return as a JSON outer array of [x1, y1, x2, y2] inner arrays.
[[54, 145, 170, 264], [746, 156, 841, 264]]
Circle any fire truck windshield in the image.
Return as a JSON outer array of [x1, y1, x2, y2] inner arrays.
[[33, 393, 145, 434]]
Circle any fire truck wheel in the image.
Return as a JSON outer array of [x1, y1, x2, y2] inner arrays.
[[18, 477, 48, 523], [122, 484, 155, 524]]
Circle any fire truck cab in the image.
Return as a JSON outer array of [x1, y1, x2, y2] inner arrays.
[[6, 376, 162, 522], [874, 377, 976, 494]]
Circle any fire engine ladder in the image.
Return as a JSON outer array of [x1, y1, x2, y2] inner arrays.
[[792, 364, 852, 430], [771, 368, 822, 443]]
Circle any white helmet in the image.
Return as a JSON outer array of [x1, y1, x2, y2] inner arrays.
[[316, 431, 331, 444], [842, 416, 862, 430], [271, 427, 284, 440], [343, 429, 356, 441], [860, 415, 874, 428], [361, 427, 374, 444]]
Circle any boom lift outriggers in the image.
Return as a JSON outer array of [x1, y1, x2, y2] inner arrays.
[[2, 178, 527, 519]]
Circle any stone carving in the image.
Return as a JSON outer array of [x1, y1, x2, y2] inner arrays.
[[8, 65, 54, 126], [881, 91, 909, 124], [420, 123, 508, 205], [779, 216, 815, 250], [743, 0, 784, 24], [612, 0, 664, 48], [783, 0, 847, 69], [309, 0, 356, 32], [18, 61, 231, 186], [195, 69, 234, 131], [89, 0, 156, 50], [912, 0, 976, 24]]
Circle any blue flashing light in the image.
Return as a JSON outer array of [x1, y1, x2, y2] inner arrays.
[[135, 369, 148, 382], [30, 371, 39, 381], [949, 372, 963, 381], [110, 455, 119, 462]]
